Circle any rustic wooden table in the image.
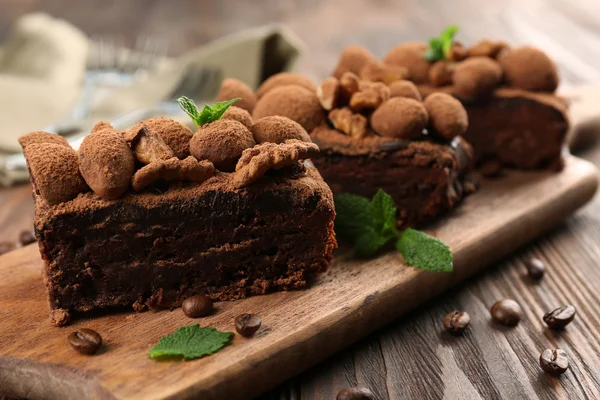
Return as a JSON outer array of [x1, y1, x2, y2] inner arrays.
[[1, 1, 600, 399]]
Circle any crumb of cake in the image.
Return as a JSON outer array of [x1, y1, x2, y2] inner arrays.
[[131, 156, 215, 191], [127, 122, 175, 164], [339, 72, 361, 103], [448, 42, 468, 62], [499, 46, 558, 92], [222, 106, 253, 129], [215, 78, 257, 112], [383, 42, 430, 83], [137, 117, 194, 159], [370, 97, 428, 139], [389, 80, 422, 101], [349, 81, 391, 111], [256, 72, 317, 99], [91, 121, 114, 134], [189, 119, 255, 171], [317, 77, 340, 110], [251, 116, 311, 144], [18, 131, 69, 148], [22, 143, 88, 205], [234, 139, 319, 188], [332, 45, 375, 79], [359, 59, 407, 84], [428, 61, 453, 87], [329, 107, 369, 139], [452, 57, 502, 99], [51, 308, 71, 327], [79, 128, 135, 200], [467, 39, 509, 59], [252, 84, 325, 132], [423, 93, 468, 141]]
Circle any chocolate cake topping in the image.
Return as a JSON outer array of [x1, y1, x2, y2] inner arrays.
[[328, 107, 369, 139], [252, 84, 325, 132], [22, 142, 88, 205], [256, 72, 317, 99], [339, 72, 361, 102], [18, 131, 69, 149], [428, 61, 453, 87], [251, 116, 311, 144], [317, 77, 340, 110], [389, 80, 423, 101], [138, 117, 194, 159], [467, 39, 508, 59], [371, 97, 428, 139], [332, 45, 375, 79], [311, 126, 407, 156], [222, 106, 253, 129], [189, 119, 255, 172], [91, 121, 114, 134], [383, 42, 430, 83], [499, 46, 558, 92], [424, 92, 468, 140], [79, 128, 135, 200], [349, 81, 391, 111], [359, 59, 407, 84], [128, 123, 175, 164], [131, 156, 215, 191], [215, 78, 257, 113], [452, 57, 503, 99]]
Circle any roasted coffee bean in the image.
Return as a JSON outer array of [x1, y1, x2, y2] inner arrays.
[[443, 311, 470, 334], [525, 257, 545, 280], [68, 328, 102, 354], [491, 299, 523, 326], [0, 242, 15, 255], [18, 230, 37, 246], [182, 295, 213, 318], [540, 349, 569, 376], [235, 313, 262, 337], [543, 305, 576, 329], [336, 387, 375, 400]]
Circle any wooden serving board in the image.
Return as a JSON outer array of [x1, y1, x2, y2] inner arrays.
[[0, 155, 597, 400]]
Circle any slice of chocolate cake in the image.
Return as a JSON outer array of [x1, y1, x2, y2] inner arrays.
[[21, 98, 336, 326]]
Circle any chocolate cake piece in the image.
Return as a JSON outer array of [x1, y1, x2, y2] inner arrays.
[[34, 166, 335, 324], [311, 127, 473, 227]]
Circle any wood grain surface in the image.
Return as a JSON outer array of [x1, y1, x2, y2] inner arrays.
[[0, 156, 597, 400], [1, 0, 600, 399]]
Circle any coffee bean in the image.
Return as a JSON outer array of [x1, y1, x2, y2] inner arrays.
[[491, 299, 523, 326], [235, 313, 262, 337], [182, 295, 213, 318], [543, 305, 576, 329], [0, 242, 15, 255], [525, 257, 545, 280], [540, 349, 568, 376], [18, 230, 37, 246], [336, 387, 375, 400], [443, 311, 470, 335], [68, 328, 102, 354]]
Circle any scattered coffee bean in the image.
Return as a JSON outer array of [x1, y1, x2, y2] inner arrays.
[[491, 299, 523, 326], [182, 295, 213, 318], [443, 311, 470, 335], [539, 348, 569, 376], [235, 313, 262, 337], [0, 242, 15, 255], [525, 257, 545, 280], [543, 305, 576, 329], [67, 328, 102, 355], [336, 387, 375, 400], [18, 230, 37, 246]]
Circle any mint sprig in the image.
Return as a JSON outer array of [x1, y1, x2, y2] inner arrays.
[[424, 25, 459, 62], [177, 96, 239, 128], [334, 189, 453, 271], [149, 324, 233, 361]]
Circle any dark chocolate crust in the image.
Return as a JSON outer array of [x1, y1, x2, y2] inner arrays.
[[33, 166, 336, 324], [418, 86, 569, 170], [311, 127, 473, 227]]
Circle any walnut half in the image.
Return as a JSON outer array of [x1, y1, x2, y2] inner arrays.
[[328, 107, 368, 139]]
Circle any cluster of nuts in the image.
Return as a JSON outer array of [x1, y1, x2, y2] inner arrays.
[[316, 70, 468, 142], [333, 40, 559, 100], [20, 78, 318, 205]]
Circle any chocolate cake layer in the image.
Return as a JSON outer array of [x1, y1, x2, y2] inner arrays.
[[33, 166, 336, 323], [311, 127, 473, 227], [419, 86, 568, 170]]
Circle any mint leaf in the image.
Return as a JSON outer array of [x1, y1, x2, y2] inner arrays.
[[149, 324, 233, 360], [355, 229, 392, 258], [210, 98, 240, 121], [177, 96, 202, 127], [396, 228, 453, 272], [334, 193, 372, 242], [177, 97, 239, 127], [368, 189, 397, 239], [424, 25, 459, 62]]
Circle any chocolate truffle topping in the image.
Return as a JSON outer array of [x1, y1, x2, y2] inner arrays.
[[389, 80, 422, 101], [138, 117, 194, 159], [252, 85, 325, 132], [79, 128, 135, 200], [428, 61, 453, 87], [252, 116, 312, 144], [132, 156, 215, 191], [332, 45, 375, 79], [452, 57, 502, 99], [189, 119, 255, 172], [499, 46, 558, 92], [215, 78, 257, 113], [359, 59, 407, 84], [22, 143, 88, 205], [222, 106, 253, 129], [424, 93, 468, 140], [383, 42, 430, 83], [256, 72, 317, 99], [370, 97, 428, 139], [18, 131, 70, 149]]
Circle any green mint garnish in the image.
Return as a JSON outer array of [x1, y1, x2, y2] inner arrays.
[[334, 189, 453, 271], [148, 324, 233, 361], [177, 96, 239, 128], [424, 25, 459, 62]]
